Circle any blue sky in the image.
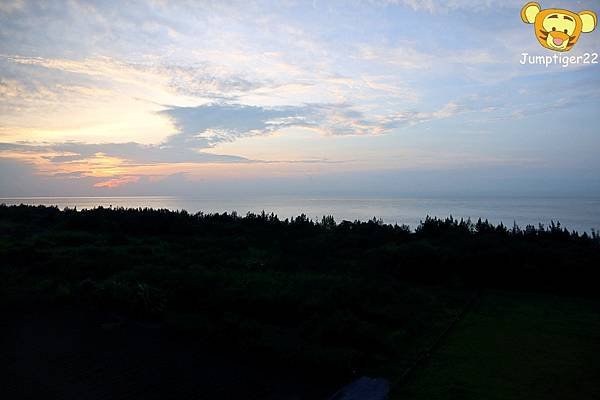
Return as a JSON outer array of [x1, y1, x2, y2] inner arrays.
[[1, 0, 599, 196]]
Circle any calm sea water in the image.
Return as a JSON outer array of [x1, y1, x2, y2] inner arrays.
[[1, 196, 599, 234]]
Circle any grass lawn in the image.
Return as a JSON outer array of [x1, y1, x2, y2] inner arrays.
[[394, 291, 600, 400]]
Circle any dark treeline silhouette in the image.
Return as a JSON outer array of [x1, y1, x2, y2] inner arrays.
[[1, 204, 599, 381]]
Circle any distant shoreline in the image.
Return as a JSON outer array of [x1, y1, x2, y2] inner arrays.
[[2, 195, 599, 234]]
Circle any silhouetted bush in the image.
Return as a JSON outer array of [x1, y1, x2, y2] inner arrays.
[[1, 204, 598, 379]]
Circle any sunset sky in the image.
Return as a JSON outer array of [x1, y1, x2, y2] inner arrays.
[[1, 0, 600, 197]]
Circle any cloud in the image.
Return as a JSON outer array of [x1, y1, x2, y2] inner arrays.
[[160, 101, 468, 140], [354, 43, 501, 77], [383, 101, 465, 127], [1, 0, 599, 196], [0, 0, 25, 14], [158, 104, 306, 144], [374, 0, 525, 13], [0, 97, 471, 189], [93, 175, 140, 188]]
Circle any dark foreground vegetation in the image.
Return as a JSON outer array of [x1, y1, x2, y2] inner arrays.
[[1, 204, 599, 398]]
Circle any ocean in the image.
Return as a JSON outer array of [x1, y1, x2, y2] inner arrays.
[[1, 196, 599, 234]]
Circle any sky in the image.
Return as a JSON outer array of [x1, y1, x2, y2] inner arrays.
[[1, 0, 600, 197]]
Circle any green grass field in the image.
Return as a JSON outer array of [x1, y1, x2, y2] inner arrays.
[[394, 291, 600, 400]]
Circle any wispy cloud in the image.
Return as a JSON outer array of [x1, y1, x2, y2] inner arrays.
[[374, 0, 525, 13]]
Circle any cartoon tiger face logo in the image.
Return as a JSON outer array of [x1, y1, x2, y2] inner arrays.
[[521, 2, 597, 52]]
